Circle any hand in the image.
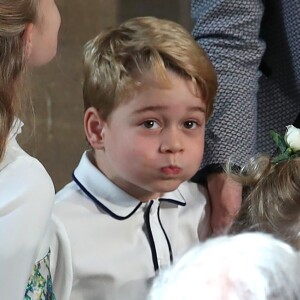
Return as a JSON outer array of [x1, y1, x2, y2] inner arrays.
[[207, 172, 242, 235]]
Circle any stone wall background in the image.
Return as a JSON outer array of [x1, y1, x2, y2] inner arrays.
[[20, 0, 193, 191]]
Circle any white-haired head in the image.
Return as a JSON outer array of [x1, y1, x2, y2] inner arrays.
[[148, 232, 300, 300]]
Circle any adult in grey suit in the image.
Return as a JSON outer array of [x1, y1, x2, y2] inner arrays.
[[191, 0, 300, 233]]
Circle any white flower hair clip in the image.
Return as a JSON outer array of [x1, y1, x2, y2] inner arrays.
[[271, 125, 300, 164]]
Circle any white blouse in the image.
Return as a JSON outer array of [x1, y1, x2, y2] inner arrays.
[[0, 120, 55, 300], [51, 150, 211, 300]]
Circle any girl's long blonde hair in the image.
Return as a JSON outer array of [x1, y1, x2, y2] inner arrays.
[[229, 155, 300, 249], [0, 0, 38, 160]]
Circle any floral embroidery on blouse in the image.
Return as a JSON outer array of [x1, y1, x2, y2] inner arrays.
[[25, 250, 56, 300]]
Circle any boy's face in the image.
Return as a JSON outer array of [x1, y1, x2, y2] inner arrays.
[[91, 71, 206, 202]]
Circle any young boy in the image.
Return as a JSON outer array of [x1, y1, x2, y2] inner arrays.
[[51, 16, 217, 300]]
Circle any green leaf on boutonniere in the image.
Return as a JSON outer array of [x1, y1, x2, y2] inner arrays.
[[271, 150, 291, 164], [270, 130, 288, 154]]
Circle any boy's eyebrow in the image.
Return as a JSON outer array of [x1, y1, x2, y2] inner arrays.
[[133, 105, 206, 114]]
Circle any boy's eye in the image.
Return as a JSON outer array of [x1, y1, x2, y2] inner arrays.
[[142, 120, 160, 129], [183, 120, 198, 129]]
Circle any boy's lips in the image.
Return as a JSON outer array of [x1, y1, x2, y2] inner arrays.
[[160, 166, 182, 175]]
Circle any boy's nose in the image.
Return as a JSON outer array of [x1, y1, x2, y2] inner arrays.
[[159, 128, 184, 153]]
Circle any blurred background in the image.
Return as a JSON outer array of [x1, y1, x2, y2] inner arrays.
[[20, 0, 193, 191]]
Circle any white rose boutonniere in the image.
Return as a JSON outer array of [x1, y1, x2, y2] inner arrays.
[[270, 125, 300, 164], [284, 125, 300, 151]]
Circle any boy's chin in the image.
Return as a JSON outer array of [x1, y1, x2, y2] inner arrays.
[[155, 180, 185, 194]]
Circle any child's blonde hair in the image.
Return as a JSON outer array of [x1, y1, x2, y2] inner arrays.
[[149, 233, 300, 300], [229, 155, 300, 249], [0, 0, 38, 160], [83, 16, 217, 120]]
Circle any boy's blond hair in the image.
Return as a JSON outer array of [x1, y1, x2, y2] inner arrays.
[[229, 155, 300, 250], [83, 16, 217, 120]]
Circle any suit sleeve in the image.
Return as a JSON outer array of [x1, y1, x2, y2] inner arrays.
[[191, 0, 266, 170]]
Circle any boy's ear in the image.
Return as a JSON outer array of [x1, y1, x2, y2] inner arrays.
[[23, 23, 34, 61], [84, 107, 106, 149]]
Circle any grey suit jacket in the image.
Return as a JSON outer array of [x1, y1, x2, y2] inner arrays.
[[191, 0, 300, 170]]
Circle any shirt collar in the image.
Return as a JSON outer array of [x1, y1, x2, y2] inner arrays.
[[73, 150, 186, 219], [8, 118, 23, 141]]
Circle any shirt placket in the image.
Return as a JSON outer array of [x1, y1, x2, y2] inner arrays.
[[147, 200, 172, 270]]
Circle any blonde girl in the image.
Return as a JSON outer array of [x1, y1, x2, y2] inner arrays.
[[230, 125, 300, 250], [0, 0, 60, 299]]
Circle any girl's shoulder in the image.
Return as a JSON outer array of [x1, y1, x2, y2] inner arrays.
[[2, 139, 53, 186], [0, 138, 55, 210]]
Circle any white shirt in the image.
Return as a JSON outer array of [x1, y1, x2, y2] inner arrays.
[[0, 119, 55, 300], [51, 150, 211, 300]]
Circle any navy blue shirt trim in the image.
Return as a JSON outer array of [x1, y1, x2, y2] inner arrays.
[[72, 172, 142, 220]]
